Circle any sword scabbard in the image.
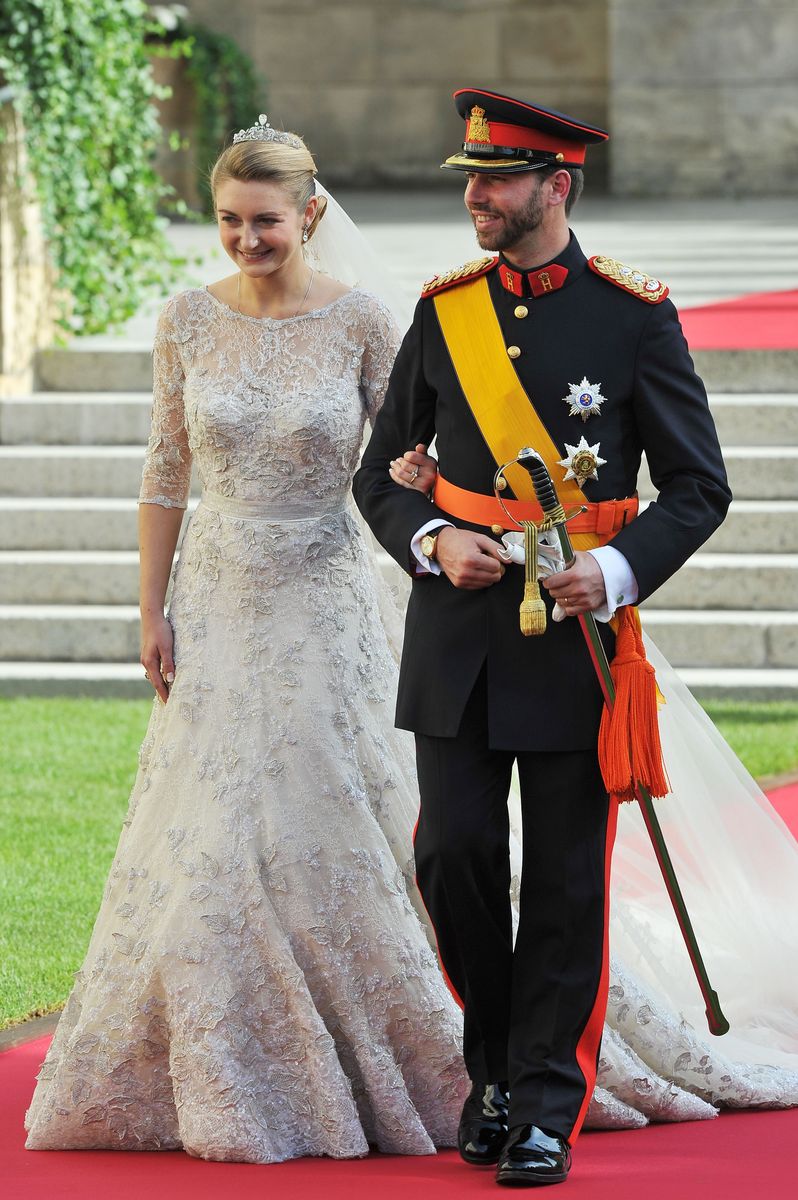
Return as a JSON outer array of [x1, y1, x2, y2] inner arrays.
[[515, 446, 730, 1037]]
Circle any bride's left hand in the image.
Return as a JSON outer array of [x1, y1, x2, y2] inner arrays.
[[389, 443, 437, 495]]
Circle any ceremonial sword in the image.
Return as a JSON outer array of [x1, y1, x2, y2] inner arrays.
[[499, 446, 730, 1037]]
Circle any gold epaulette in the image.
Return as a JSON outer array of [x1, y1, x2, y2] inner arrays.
[[421, 255, 497, 299], [588, 255, 669, 304]]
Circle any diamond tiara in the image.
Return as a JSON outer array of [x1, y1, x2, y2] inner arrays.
[[232, 114, 304, 150]]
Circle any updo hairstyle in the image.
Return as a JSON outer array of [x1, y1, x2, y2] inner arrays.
[[210, 134, 328, 241]]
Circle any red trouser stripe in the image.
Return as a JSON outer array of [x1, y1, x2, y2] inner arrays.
[[569, 796, 619, 1141], [412, 815, 465, 1012]]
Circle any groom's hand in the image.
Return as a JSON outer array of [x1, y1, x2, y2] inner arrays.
[[436, 527, 508, 589]]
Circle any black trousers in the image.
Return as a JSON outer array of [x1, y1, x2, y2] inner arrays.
[[413, 668, 616, 1142]]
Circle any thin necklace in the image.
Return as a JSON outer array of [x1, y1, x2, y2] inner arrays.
[[293, 269, 314, 317], [236, 268, 314, 318]]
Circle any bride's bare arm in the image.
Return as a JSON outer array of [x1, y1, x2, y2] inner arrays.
[[138, 505, 184, 703], [138, 297, 192, 703]]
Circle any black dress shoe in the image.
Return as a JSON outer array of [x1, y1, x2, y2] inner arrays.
[[496, 1124, 571, 1186], [457, 1080, 510, 1165]]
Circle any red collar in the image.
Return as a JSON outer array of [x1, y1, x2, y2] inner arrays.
[[497, 261, 569, 298]]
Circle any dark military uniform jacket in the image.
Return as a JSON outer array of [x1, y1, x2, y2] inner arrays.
[[353, 233, 731, 751]]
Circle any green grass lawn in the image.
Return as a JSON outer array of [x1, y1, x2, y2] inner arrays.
[[1, 696, 797, 1029], [0, 699, 151, 1029]]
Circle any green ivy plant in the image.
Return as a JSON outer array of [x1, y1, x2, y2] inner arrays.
[[149, 7, 263, 216], [0, 0, 184, 335]]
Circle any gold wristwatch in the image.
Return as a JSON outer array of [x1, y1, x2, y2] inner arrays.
[[420, 532, 440, 561]]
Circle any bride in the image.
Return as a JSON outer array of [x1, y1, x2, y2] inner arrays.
[[24, 117, 798, 1164]]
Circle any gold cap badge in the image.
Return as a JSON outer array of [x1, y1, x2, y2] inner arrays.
[[467, 105, 492, 144]]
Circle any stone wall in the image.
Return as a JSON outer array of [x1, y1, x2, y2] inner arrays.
[[0, 96, 56, 397], [178, 0, 610, 188], [172, 0, 796, 196], [609, 0, 798, 196]]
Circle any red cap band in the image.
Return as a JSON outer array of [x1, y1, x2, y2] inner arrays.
[[465, 119, 587, 164]]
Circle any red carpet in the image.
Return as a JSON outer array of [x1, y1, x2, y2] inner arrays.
[[4, 782, 798, 1198], [3, 1034, 796, 1200], [766, 779, 798, 838], [679, 288, 798, 350]]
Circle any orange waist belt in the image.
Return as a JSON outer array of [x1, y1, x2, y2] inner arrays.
[[433, 474, 638, 542]]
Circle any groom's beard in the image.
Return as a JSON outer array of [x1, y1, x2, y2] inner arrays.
[[471, 183, 545, 252]]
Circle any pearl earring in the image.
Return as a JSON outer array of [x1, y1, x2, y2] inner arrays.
[[302, 227, 309, 243]]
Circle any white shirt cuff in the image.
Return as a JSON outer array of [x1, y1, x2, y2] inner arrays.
[[587, 545, 639, 622], [410, 519, 453, 575]]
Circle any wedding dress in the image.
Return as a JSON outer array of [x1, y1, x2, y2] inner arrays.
[[24, 288, 467, 1160], [25, 276, 798, 1162]]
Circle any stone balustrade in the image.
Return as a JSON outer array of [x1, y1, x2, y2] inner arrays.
[[0, 90, 56, 397]]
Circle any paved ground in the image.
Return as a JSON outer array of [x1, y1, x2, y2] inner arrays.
[[81, 193, 798, 348]]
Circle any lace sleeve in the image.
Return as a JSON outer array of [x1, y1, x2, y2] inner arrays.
[[359, 294, 404, 426], [139, 297, 192, 509]]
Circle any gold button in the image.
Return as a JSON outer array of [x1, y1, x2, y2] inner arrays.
[[514, 305, 528, 319], [507, 345, 521, 359]]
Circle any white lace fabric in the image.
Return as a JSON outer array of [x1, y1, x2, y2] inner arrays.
[[24, 287, 798, 1162], [26, 289, 466, 1160]]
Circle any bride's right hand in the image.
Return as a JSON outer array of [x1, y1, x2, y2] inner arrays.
[[140, 614, 175, 704], [389, 443, 437, 494]]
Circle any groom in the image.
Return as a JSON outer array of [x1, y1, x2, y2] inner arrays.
[[354, 88, 730, 1186]]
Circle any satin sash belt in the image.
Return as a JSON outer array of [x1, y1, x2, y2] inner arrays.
[[200, 490, 347, 522], [433, 475, 638, 544]]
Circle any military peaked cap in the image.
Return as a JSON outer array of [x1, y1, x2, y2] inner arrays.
[[442, 88, 608, 173]]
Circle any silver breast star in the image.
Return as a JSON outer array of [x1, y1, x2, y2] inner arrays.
[[563, 376, 607, 421]]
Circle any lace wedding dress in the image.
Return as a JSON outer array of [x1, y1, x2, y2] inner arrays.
[[25, 286, 798, 1162]]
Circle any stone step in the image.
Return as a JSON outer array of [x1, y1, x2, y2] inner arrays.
[[36, 347, 153, 393], [2, 392, 794, 448], [691, 349, 798, 394], [638, 447, 798, 502], [0, 552, 142, 604], [673, 668, 798, 702], [34, 345, 798, 397], [640, 610, 798, 669], [641, 553, 798, 610], [0, 447, 200, 498], [0, 393, 151, 445], [0, 606, 141, 661], [2, 548, 796, 609], [0, 658, 794, 701], [708, 394, 798, 446], [0, 662, 150, 698], [3, 604, 796, 669], [0, 499, 194, 550], [701, 500, 798, 553], [2, 444, 795, 501]]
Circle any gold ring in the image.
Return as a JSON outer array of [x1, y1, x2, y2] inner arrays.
[[409, 468, 419, 481]]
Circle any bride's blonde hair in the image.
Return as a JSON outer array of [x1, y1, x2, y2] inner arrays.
[[210, 135, 328, 240]]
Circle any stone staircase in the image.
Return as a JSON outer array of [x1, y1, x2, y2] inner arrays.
[[0, 348, 797, 698]]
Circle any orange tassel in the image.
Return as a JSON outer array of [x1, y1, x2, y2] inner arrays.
[[598, 607, 669, 803]]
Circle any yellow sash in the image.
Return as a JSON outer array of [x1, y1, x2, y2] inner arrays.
[[433, 275, 597, 554], [433, 274, 669, 803]]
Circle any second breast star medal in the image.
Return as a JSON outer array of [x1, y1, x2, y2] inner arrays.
[[557, 437, 607, 486], [562, 376, 607, 421]]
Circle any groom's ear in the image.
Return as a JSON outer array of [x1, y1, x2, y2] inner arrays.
[[545, 170, 572, 209]]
